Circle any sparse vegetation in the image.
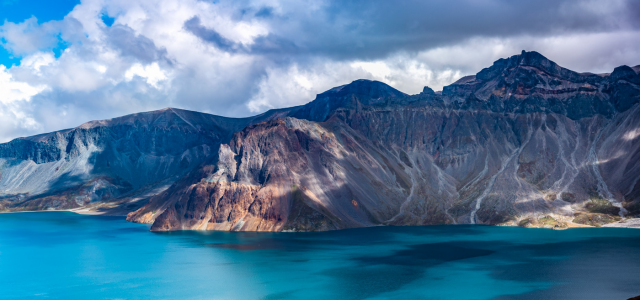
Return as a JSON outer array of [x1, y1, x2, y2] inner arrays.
[[585, 197, 620, 215], [518, 216, 566, 229], [572, 213, 621, 227], [624, 201, 640, 217]]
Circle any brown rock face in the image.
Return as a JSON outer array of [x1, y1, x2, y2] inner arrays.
[[137, 106, 640, 231], [137, 118, 436, 231], [128, 51, 640, 231]]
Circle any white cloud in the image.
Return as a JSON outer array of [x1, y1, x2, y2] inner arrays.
[[0, 17, 58, 55], [247, 61, 373, 112], [0, 0, 639, 143], [0, 65, 47, 104], [125, 62, 168, 88], [20, 52, 55, 73]]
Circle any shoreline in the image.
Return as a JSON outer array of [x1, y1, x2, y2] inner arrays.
[[1, 210, 638, 230], [0, 209, 128, 217]]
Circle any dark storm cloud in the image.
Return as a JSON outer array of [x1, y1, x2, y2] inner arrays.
[[190, 0, 640, 60], [184, 17, 239, 52], [184, 16, 298, 54], [105, 24, 169, 64]]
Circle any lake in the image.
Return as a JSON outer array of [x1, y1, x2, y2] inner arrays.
[[1, 212, 639, 299]]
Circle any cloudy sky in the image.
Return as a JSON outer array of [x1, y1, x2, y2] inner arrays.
[[1, 0, 639, 142]]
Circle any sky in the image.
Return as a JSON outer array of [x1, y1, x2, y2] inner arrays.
[[1, 0, 640, 142]]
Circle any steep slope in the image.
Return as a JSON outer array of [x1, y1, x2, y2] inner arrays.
[[3, 50, 640, 230], [0, 107, 293, 213], [143, 117, 455, 231], [129, 51, 640, 231]]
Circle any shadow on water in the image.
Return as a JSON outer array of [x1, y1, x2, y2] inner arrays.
[[153, 225, 488, 252], [352, 241, 498, 267], [148, 226, 511, 299], [3, 213, 640, 300], [317, 241, 499, 299], [152, 225, 640, 300], [489, 236, 640, 300]]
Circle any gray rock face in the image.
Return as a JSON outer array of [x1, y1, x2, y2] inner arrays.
[[0, 139, 62, 164], [0, 107, 292, 213], [421, 86, 435, 95], [443, 51, 626, 120], [289, 79, 408, 122], [127, 51, 640, 231], [3, 51, 640, 230]]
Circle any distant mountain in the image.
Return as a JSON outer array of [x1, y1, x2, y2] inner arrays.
[[2, 51, 640, 230], [0, 107, 295, 214]]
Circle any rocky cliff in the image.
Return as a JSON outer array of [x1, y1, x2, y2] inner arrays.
[[2, 51, 640, 230], [0, 107, 294, 213], [126, 51, 640, 231]]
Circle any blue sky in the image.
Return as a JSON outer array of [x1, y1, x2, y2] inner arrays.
[[1, 0, 640, 142], [0, 0, 79, 66], [0, 0, 78, 22]]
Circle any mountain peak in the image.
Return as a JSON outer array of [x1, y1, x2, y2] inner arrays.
[[475, 50, 570, 81], [318, 79, 407, 100], [517, 50, 552, 66], [610, 65, 637, 81], [289, 79, 407, 122], [421, 86, 435, 95]]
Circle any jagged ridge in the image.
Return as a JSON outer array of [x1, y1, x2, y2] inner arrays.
[[2, 51, 640, 230], [129, 51, 640, 231]]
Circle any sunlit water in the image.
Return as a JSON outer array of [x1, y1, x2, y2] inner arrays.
[[1, 212, 640, 299]]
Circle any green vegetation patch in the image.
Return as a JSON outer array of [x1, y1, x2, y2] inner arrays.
[[585, 197, 620, 215], [518, 216, 566, 228], [624, 201, 640, 217], [518, 218, 534, 227], [572, 213, 621, 227]]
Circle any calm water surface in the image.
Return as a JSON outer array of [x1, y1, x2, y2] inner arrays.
[[1, 212, 639, 300]]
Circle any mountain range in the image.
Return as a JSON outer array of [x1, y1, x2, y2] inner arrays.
[[1, 50, 639, 231]]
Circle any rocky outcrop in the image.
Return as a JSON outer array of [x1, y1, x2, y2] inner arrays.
[[3, 51, 640, 230], [0, 138, 62, 164], [443, 51, 619, 119], [136, 117, 453, 231]]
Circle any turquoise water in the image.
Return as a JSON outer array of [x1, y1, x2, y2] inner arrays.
[[1, 213, 640, 299]]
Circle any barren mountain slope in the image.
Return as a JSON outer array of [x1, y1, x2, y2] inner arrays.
[[0, 107, 294, 213], [2, 51, 639, 230], [129, 51, 640, 231]]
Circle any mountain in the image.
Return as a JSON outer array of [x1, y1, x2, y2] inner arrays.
[[2, 51, 640, 231], [0, 107, 295, 213]]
